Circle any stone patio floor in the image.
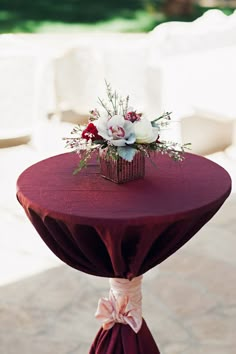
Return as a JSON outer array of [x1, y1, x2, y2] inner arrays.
[[0, 124, 235, 354]]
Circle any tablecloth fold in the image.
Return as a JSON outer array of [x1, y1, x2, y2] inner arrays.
[[89, 320, 160, 354]]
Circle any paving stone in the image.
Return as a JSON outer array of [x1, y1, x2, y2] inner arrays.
[[186, 313, 236, 345], [0, 333, 79, 354], [162, 342, 191, 354], [183, 344, 235, 354], [150, 272, 215, 319]]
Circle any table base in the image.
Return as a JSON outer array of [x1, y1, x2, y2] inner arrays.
[[89, 319, 160, 354], [90, 276, 160, 353]]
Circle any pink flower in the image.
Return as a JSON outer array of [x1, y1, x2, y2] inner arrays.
[[125, 111, 142, 123], [89, 109, 100, 119]]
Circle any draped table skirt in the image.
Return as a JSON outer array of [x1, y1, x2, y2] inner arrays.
[[16, 152, 231, 353]]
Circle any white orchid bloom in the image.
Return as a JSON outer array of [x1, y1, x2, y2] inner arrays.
[[96, 115, 136, 147]]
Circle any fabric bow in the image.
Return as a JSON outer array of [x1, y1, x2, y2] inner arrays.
[[95, 289, 142, 334]]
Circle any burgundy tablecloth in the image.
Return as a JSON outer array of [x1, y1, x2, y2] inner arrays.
[[90, 320, 158, 354], [16, 152, 231, 354]]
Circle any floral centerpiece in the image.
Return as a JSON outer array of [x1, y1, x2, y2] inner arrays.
[[64, 82, 190, 183]]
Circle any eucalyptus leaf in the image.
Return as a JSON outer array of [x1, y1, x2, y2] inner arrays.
[[117, 146, 137, 162]]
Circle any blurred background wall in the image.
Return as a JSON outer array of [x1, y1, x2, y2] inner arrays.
[[1, 1, 236, 156]]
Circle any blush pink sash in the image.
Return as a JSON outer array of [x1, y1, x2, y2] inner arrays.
[[95, 276, 143, 333]]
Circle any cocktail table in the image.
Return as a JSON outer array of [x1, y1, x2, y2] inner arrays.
[[16, 152, 231, 353]]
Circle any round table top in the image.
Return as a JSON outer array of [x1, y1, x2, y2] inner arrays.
[[16, 152, 231, 279], [17, 152, 231, 226]]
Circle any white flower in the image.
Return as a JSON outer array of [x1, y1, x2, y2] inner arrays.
[[134, 117, 159, 144], [96, 115, 135, 147]]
